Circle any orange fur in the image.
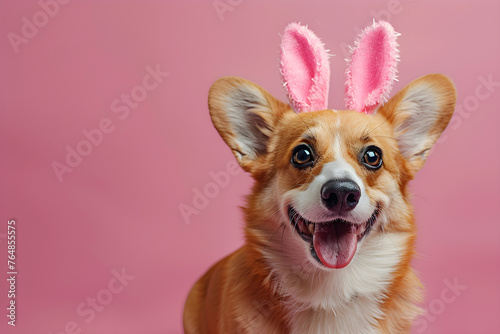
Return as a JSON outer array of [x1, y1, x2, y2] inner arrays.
[[184, 75, 456, 333]]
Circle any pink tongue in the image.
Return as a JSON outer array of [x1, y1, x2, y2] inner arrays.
[[313, 222, 358, 269]]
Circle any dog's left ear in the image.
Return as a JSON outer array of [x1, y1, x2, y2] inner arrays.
[[208, 76, 290, 173], [377, 74, 456, 173]]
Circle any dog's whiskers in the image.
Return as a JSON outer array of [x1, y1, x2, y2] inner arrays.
[[299, 261, 313, 280], [280, 223, 286, 253], [260, 224, 285, 256], [368, 135, 398, 141], [265, 202, 292, 220], [331, 306, 338, 317]]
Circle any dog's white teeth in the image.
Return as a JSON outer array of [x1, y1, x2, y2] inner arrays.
[[308, 223, 315, 234], [294, 216, 301, 225]]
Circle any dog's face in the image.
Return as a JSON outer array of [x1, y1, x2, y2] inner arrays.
[[274, 109, 401, 269], [209, 75, 455, 271]]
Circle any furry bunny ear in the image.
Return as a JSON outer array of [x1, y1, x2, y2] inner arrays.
[[345, 21, 400, 114], [280, 23, 330, 113]]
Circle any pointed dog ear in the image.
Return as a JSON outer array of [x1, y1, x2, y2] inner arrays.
[[208, 77, 290, 173], [378, 74, 457, 173], [345, 21, 399, 114], [280, 23, 330, 113]]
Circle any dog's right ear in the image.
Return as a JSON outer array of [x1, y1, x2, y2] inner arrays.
[[208, 77, 290, 173]]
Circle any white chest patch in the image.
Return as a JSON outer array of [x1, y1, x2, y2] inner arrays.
[[266, 232, 406, 334]]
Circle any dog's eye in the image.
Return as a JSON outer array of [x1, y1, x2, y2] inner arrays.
[[362, 146, 382, 169], [291, 144, 314, 168]]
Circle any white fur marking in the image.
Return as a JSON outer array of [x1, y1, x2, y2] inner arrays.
[[293, 160, 373, 225]]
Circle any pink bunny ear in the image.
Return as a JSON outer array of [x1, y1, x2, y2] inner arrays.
[[280, 23, 330, 113], [345, 21, 400, 114]]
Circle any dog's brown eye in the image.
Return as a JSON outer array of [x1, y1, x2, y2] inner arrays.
[[362, 146, 382, 169], [291, 144, 314, 168], [294, 149, 311, 163]]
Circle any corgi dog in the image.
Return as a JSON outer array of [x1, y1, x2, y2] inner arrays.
[[184, 22, 456, 334]]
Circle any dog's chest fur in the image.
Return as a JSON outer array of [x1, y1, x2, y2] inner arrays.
[[289, 297, 380, 334], [265, 232, 407, 334]]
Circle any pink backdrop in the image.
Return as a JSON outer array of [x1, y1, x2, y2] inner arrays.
[[1, 0, 499, 333]]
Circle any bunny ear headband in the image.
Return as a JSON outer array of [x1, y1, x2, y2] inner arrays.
[[280, 21, 399, 114]]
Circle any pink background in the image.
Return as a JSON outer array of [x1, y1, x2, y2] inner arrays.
[[1, 0, 499, 333]]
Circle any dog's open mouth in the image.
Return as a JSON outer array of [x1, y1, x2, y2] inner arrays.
[[288, 206, 379, 269]]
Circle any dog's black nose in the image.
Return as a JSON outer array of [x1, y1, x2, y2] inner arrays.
[[321, 179, 361, 214]]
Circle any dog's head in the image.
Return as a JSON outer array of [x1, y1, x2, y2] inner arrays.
[[208, 74, 455, 270], [207, 22, 455, 273]]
